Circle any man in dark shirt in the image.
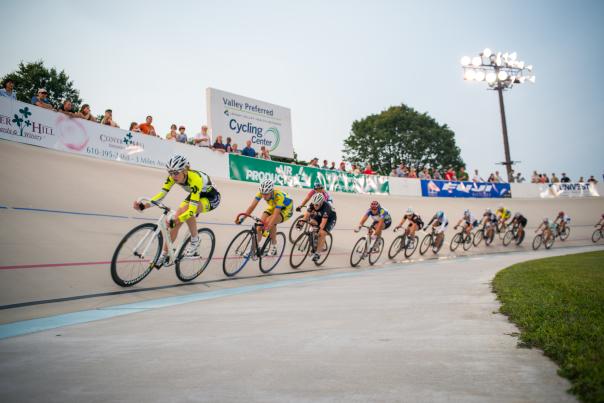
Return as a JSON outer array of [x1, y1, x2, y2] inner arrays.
[[303, 193, 336, 262], [241, 140, 257, 157], [560, 173, 571, 183]]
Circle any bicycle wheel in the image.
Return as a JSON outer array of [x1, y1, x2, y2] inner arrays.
[[516, 230, 525, 246], [485, 229, 494, 246], [314, 232, 333, 266], [532, 234, 542, 250], [368, 237, 384, 265], [419, 234, 432, 255], [559, 226, 570, 241], [544, 235, 555, 249], [450, 233, 462, 252], [404, 236, 419, 258], [288, 215, 307, 243], [473, 230, 484, 247], [175, 228, 215, 282], [388, 235, 405, 259], [433, 234, 444, 254], [462, 233, 473, 251], [290, 232, 310, 269], [223, 230, 254, 277], [111, 223, 162, 287], [350, 238, 366, 267], [502, 230, 514, 247], [259, 232, 286, 273], [593, 230, 602, 243]]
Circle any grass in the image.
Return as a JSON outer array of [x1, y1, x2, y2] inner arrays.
[[492, 251, 604, 403]]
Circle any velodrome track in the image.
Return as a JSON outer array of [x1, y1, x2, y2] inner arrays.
[[1, 140, 603, 401]]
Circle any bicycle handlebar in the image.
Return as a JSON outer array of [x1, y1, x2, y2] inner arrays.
[[236, 212, 264, 225], [138, 198, 171, 213]]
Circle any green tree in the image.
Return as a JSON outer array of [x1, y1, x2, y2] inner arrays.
[[1, 60, 82, 109], [343, 104, 464, 175]]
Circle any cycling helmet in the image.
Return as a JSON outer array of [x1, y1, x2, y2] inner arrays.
[[259, 179, 274, 194], [370, 201, 380, 210], [406, 207, 414, 215], [543, 217, 549, 223], [463, 209, 470, 216], [558, 211, 564, 216], [514, 212, 520, 218], [485, 208, 492, 214], [436, 211, 444, 219], [310, 192, 325, 205], [497, 205, 504, 211], [166, 154, 189, 172], [313, 180, 324, 190]]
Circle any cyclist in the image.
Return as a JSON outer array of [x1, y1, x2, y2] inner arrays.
[[237, 179, 293, 256], [356, 201, 392, 241], [480, 208, 498, 242], [596, 214, 604, 231], [535, 217, 555, 243], [496, 205, 512, 232], [394, 207, 424, 247], [302, 193, 337, 262], [553, 211, 571, 235], [455, 209, 478, 237], [296, 180, 334, 212], [510, 212, 528, 241], [426, 211, 448, 250], [134, 154, 221, 267]]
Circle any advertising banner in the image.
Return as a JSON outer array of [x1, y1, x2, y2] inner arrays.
[[539, 182, 600, 198], [0, 97, 229, 178], [421, 179, 511, 198], [206, 87, 293, 158], [229, 154, 389, 194]]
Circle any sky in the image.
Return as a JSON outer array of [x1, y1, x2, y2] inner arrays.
[[2, 0, 603, 181]]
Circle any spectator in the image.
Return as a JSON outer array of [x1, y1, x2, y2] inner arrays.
[[578, 176, 585, 182], [543, 173, 550, 183], [432, 169, 442, 180], [129, 122, 141, 132], [139, 115, 157, 136], [58, 100, 76, 117], [339, 162, 347, 172], [31, 88, 54, 110], [230, 143, 241, 154], [457, 167, 469, 181], [419, 167, 431, 179], [560, 173, 571, 183], [241, 140, 257, 157], [363, 163, 375, 175], [176, 126, 188, 143], [260, 146, 271, 160], [309, 158, 320, 168], [472, 169, 483, 182], [351, 164, 361, 175], [551, 173, 560, 183], [394, 163, 406, 177], [0, 79, 16, 99], [494, 171, 503, 182], [320, 160, 329, 169], [408, 168, 417, 178], [77, 104, 96, 122], [531, 171, 539, 183], [166, 124, 178, 141], [225, 137, 233, 152], [329, 161, 336, 170], [193, 125, 211, 147], [488, 173, 496, 182], [588, 175, 598, 184], [515, 172, 526, 183], [100, 109, 119, 127], [213, 135, 227, 152]]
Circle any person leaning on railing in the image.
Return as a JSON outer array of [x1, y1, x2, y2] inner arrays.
[[76, 104, 97, 122], [31, 88, 54, 110], [0, 79, 16, 99]]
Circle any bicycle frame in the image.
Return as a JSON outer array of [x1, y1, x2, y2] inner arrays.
[[134, 199, 179, 265]]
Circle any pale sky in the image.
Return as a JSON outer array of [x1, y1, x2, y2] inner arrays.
[[2, 0, 603, 180]]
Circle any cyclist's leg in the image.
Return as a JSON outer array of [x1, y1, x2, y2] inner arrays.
[[435, 224, 445, 247], [373, 220, 385, 238], [260, 210, 272, 244]]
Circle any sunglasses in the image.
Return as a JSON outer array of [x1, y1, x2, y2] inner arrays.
[[168, 170, 183, 176]]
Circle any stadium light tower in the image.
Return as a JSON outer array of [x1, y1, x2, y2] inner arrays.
[[461, 48, 535, 182]]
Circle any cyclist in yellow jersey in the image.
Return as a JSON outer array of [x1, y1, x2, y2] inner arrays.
[[134, 154, 220, 266], [237, 179, 293, 255], [496, 205, 512, 228]]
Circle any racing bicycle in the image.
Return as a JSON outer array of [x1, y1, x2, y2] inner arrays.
[[289, 220, 333, 268], [388, 227, 419, 259], [532, 229, 555, 250], [593, 226, 604, 243], [420, 227, 445, 255], [473, 223, 495, 247], [502, 223, 525, 247], [350, 225, 384, 267], [450, 225, 473, 252]]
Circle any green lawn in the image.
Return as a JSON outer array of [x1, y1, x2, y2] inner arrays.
[[493, 251, 604, 403]]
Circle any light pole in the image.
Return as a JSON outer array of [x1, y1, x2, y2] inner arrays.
[[461, 48, 535, 182]]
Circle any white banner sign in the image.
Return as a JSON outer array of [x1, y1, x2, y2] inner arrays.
[[0, 97, 229, 178], [539, 182, 600, 198], [206, 87, 293, 158]]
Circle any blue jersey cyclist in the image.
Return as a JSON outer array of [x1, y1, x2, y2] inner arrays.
[[356, 201, 392, 239]]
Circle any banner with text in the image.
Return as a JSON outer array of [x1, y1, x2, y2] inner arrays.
[[539, 182, 600, 198], [421, 179, 511, 198], [229, 154, 390, 195], [206, 87, 293, 158]]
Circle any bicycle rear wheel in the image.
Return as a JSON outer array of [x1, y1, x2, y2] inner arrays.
[[485, 229, 494, 246], [462, 233, 473, 251], [175, 228, 215, 282], [419, 234, 432, 255], [433, 234, 444, 254], [559, 226, 570, 241], [532, 234, 542, 250], [111, 223, 162, 287], [516, 230, 525, 245], [288, 215, 307, 243], [404, 236, 419, 258], [350, 238, 366, 267], [290, 233, 310, 269], [223, 230, 254, 277], [388, 235, 405, 259], [259, 232, 286, 273], [314, 232, 333, 266], [544, 235, 555, 249], [368, 237, 384, 265]]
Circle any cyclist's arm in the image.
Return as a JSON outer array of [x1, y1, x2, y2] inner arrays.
[[319, 215, 328, 231], [242, 197, 260, 218], [150, 177, 175, 203], [398, 217, 406, 227], [427, 217, 435, 227], [359, 213, 369, 227], [299, 192, 312, 208]]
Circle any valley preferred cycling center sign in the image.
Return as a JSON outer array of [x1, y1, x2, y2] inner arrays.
[[206, 88, 293, 158]]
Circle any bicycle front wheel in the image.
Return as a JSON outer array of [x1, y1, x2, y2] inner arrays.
[[350, 238, 366, 267], [288, 215, 307, 243], [223, 230, 254, 277], [450, 233, 462, 252], [388, 235, 405, 259], [419, 234, 432, 255], [175, 228, 215, 282], [473, 230, 484, 247], [532, 234, 542, 250], [111, 223, 162, 287], [502, 230, 514, 247], [314, 232, 333, 266], [592, 229, 602, 243], [290, 233, 310, 269], [259, 232, 286, 273], [368, 237, 384, 265]]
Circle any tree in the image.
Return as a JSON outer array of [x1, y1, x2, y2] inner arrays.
[[343, 104, 464, 175], [1, 61, 82, 109]]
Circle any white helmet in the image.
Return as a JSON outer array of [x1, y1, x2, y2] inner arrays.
[[310, 192, 325, 205], [406, 207, 414, 215], [485, 208, 492, 214], [464, 209, 470, 216], [259, 179, 274, 194], [166, 154, 189, 171]]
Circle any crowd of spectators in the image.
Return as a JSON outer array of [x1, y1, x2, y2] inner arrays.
[[530, 171, 599, 185]]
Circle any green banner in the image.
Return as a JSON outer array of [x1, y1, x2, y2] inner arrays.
[[229, 154, 390, 194]]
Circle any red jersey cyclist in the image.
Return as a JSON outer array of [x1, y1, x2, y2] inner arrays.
[[133, 154, 221, 267], [296, 180, 334, 212]]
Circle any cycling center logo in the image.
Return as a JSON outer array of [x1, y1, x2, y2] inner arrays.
[[264, 127, 280, 152]]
